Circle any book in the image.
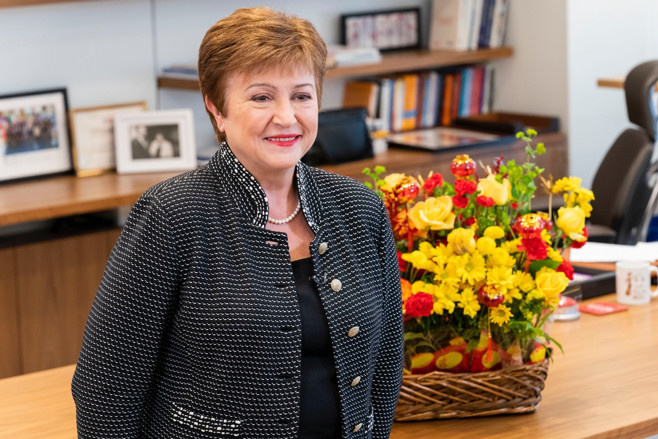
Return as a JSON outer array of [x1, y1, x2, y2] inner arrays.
[[450, 71, 462, 122], [377, 78, 394, 133], [343, 80, 380, 118], [429, 0, 475, 51], [469, 65, 485, 114], [459, 67, 473, 117], [424, 71, 441, 128], [392, 77, 406, 132], [162, 64, 198, 77], [468, 0, 484, 50], [441, 73, 454, 126], [489, 0, 510, 48], [401, 74, 419, 131], [478, 0, 495, 48], [326, 45, 382, 67]]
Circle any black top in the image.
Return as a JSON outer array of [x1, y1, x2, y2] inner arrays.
[[292, 257, 341, 439]]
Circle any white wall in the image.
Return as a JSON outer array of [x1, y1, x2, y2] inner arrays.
[[0, 0, 156, 109], [566, 0, 657, 187]]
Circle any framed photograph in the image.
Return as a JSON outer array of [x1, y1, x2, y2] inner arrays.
[[70, 101, 147, 177], [114, 109, 196, 174], [0, 88, 72, 183], [341, 8, 421, 51]]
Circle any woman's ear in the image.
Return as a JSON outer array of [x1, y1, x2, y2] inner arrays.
[[204, 95, 225, 132]]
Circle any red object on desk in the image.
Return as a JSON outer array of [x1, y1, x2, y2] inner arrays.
[[579, 302, 628, 315]]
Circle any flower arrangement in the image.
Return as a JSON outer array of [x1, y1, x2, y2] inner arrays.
[[364, 130, 594, 375]]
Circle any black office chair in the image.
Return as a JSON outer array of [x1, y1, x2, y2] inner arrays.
[[588, 60, 658, 245]]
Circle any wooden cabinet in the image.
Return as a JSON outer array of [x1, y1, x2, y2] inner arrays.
[[0, 229, 120, 378]]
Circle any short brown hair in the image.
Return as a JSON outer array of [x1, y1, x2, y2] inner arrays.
[[198, 7, 327, 143]]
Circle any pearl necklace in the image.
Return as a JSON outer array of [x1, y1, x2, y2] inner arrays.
[[267, 200, 301, 225]]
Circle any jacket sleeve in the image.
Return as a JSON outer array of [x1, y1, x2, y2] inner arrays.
[[371, 202, 404, 438], [71, 194, 180, 438]]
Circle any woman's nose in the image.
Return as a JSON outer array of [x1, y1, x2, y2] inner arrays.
[[273, 99, 296, 126]]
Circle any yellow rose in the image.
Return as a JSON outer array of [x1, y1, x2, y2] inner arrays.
[[556, 206, 586, 240], [477, 174, 511, 205], [447, 228, 476, 255], [535, 267, 569, 306], [407, 196, 456, 231]]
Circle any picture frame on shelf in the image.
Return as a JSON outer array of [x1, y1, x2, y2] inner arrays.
[[0, 88, 72, 184], [69, 101, 147, 177], [340, 7, 421, 52], [114, 109, 196, 174]]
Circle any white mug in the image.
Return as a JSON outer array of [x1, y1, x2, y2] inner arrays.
[[615, 261, 658, 305]]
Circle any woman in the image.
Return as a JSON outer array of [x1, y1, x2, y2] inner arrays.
[[72, 7, 403, 438]]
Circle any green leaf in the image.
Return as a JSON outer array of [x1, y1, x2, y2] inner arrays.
[[374, 165, 386, 174], [537, 143, 546, 155], [364, 181, 372, 189], [404, 332, 428, 342], [528, 259, 561, 275]]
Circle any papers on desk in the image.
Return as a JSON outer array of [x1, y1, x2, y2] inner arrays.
[[570, 241, 658, 263]]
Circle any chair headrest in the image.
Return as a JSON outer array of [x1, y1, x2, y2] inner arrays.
[[624, 60, 658, 140]]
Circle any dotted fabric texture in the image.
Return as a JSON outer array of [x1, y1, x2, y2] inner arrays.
[[72, 143, 404, 438]]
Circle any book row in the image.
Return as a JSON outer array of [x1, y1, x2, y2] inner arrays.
[[342, 64, 494, 133], [429, 0, 510, 51]]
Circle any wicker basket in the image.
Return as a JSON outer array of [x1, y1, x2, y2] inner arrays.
[[394, 360, 549, 421]]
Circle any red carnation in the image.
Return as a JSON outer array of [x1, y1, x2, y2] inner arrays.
[[511, 202, 519, 209], [463, 216, 476, 226], [423, 173, 444, 192], [452, 195, 469, 209], [405, 292, 434, 318], [454, 179, 477, 196], [518, 237, 548, 260], [397, 250, 407, 272], [556, 259, 574, 280], [476, 196, 496, 207], [570, 227, 588, 249]]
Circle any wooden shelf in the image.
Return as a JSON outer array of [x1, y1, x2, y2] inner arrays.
[[158, 47, 514, 91], [0, 0, 90, 8], [0, 172, 181, 228], [598, 77, 658, 91]]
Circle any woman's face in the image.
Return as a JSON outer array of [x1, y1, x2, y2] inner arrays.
[[209, 65, 318, 180]]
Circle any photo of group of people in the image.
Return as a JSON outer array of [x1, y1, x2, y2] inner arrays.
[[129, 123, 180, 160], [0, 105, 59, 155]]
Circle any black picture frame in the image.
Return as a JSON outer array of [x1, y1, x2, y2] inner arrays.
[[340, 8, 421, 52], [0, 88, 73, 184]]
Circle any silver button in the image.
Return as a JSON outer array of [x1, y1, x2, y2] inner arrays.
[[348, 326, 360, 338], [351, 376, 361, 386], [330, 279, 342, 292], [353, 423, 363, 432], [318, 242, 328, 255]]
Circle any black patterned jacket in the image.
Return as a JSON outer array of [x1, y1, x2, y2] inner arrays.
[[72, 143, 404, 438]]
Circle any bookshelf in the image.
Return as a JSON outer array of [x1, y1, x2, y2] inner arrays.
[[0, 0, 89, 7], [157, 47, 514, 91]]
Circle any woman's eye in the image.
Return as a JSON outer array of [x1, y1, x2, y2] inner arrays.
[[294, 93, 313, 102], [251, 95, 270, 103]]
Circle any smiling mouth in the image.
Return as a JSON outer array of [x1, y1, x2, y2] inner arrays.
[[266, 135, 300, 142]]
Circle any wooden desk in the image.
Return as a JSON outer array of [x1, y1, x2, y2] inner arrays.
[[2, 293, 657, 439]]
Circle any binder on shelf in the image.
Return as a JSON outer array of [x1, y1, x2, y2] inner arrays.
[[453, 112, 560, 135]]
